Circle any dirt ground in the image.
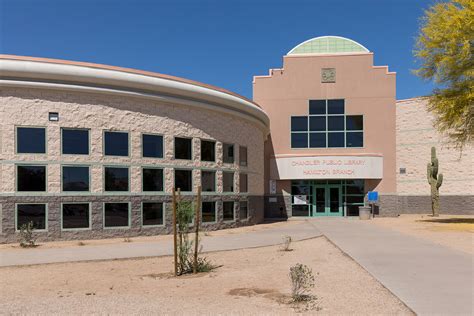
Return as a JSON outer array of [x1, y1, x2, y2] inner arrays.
[[372, 214, 473, 254], [0, 237, 412, 315]]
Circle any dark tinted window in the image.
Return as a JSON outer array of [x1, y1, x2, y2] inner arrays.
[[62, 129, 89, 155], [223, 172, 234, 192], [17, 204, 46, 230], [17, 165, 46, 191], [328, 116, 345, 131], [143, 168, 164, 191], [104, 131, 129, 156], [174, 169, 192, 192], [346, 132, 363, 147], [202, 202, 216, 223], [201, 140, 215, 162], [328, 99, 344, 114], [175, 137, 192, 160], [239, 146, 248, 166], [239, 173, 248, 193], [309, 116, 326, 131], [62, 203, 89, 229], [17, 127, 46, 154], [142, 202, 164, 226], [201, 171, 216, 192], [328, 132, 345, 147], [291, 133, 308, 148], [239, 201, 248, 219], [291, 116, 308, 131], [223, 143, 234, 163], [104, 203, 129, 227], [63, 166, 89, 191], [104, 167, 129, 191], [346, 115, 363, 130], [309, 100, 326, 114], [142, 134, 163, 158], [223, 202, 234, 221], [310, 133, 326, 148]]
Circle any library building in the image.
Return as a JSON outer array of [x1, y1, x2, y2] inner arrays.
[[0, 36, 472, 242]]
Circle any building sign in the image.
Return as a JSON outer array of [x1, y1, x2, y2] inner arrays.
[[270, 155, 383, 180], [293, 195, 307, 205]]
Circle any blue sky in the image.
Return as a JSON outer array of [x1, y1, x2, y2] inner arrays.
[[1, 0, 436, 100]]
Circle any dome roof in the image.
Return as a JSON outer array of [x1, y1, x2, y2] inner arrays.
[[288, 36, 369, 55]]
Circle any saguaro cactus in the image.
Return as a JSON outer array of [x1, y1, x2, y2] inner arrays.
[[427, 147, 443, 216]]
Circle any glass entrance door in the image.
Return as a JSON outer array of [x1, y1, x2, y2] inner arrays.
[[312, 185, 343, 216]]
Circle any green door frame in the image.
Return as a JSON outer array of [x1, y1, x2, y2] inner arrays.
[[312, 184, 343, 217]]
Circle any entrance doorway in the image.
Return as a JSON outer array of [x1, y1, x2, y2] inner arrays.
[[313, 184, 343, 216]]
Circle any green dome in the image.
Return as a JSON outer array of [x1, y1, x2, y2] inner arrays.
[[288, 36, 369, 55]]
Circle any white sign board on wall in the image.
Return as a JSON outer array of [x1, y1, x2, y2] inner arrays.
[[270, 156, 383, 180]]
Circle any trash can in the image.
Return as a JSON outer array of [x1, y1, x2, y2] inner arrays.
[[359, 206, 372, 220]]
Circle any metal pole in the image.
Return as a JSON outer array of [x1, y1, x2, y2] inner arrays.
[[193, 186, 201, 274], [172, 188, 178, 276]]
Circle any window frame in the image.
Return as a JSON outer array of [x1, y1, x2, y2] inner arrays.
[[239, 146, 248, 166], [61, 127, 90, 156], [61, 202, 92, 231], [174, 136, 193, 160], [61, 165, 91, 193], [200, 139, 216, 162], [222, 171, 235, 193], [15, 203, 48, 232], [141, 201, 165, 227], [103, 166, 130, 192], [15, 126, 47, 154], [141, 133, 164, 159], [174, 168, 193, 192], [142, 167, 165, 192], [222, 201, 236, 222], [201, 169, 217, 193], [16, 164, 47, 192], [201, 201, 217, 224], [103, 202, 131, 229], [239, 173, 248, 193], [239, 201, 249, 221], [222, 143, 235, 164], [103, 130, 130, 157]]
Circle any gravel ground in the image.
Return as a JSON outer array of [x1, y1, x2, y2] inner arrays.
[[372, 214, 473, 254], [0, 237, 412, 315]]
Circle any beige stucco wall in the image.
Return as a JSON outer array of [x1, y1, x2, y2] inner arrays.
[[396, 98, 473, 195], [0, 87, 265, 196]]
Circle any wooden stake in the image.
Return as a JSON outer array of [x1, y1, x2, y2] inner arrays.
[[172, 188, 178, 276], [193, 186, 202, 274]]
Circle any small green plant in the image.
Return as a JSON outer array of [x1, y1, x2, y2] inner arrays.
[[289, 263, 315, 302], [281, 235, 292, 251], [19, 221, 36, 248], [427, 146, 443, 217]]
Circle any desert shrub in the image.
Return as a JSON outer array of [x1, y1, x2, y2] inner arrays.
[[19, 221, 36, 248], [123, 237, 132, 243], [289, 263, 315, 302], [281, 235, 292, 251]]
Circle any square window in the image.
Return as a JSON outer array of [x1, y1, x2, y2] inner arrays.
[[328, 116, 344, 131], [142, 134, 163, 158], [346, 115, 363, 130], [327, 99, 344, 114], [104, 131, 129, 156], [17, 165, 46, 191], [175, 137, 192, 160], [346, 132, 363, 147], [291, 116, 308, 132], [62, 203, 90, 229], [142, 202, 164, 226], [239, 201, 248, 219], [223, 143, 234, 163], [16, 204, 47, 230], [62, 129, 89, 155], [201, 171, 216, 192], [291, 133, 308, 148], [223, 172, 234, 192], [239, 146, 248, 166], [174, 169, 192, 192], [48, 112, 59, 121], [310, 133, 326, 148], [62, 166, 89, 191], [309, 100, 326, 114], [104, 203, 129, 228], [201, 140, 215, 162], [223, 201, 235, 221], [202, 202, 216, 223], [104, 167, 129, 191], [309, 116, 325, 131], [239, 173, 248, 193], [143, 168, 164, 191], [328, 132, 345, 147], [17, 127, 46, 154]]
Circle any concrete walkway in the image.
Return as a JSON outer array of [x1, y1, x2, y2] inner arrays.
[[310, 218, 473, 316], [0, 221, 320, 267]]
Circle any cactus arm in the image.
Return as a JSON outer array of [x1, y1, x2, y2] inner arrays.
[[437, 174, 443, 189]]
